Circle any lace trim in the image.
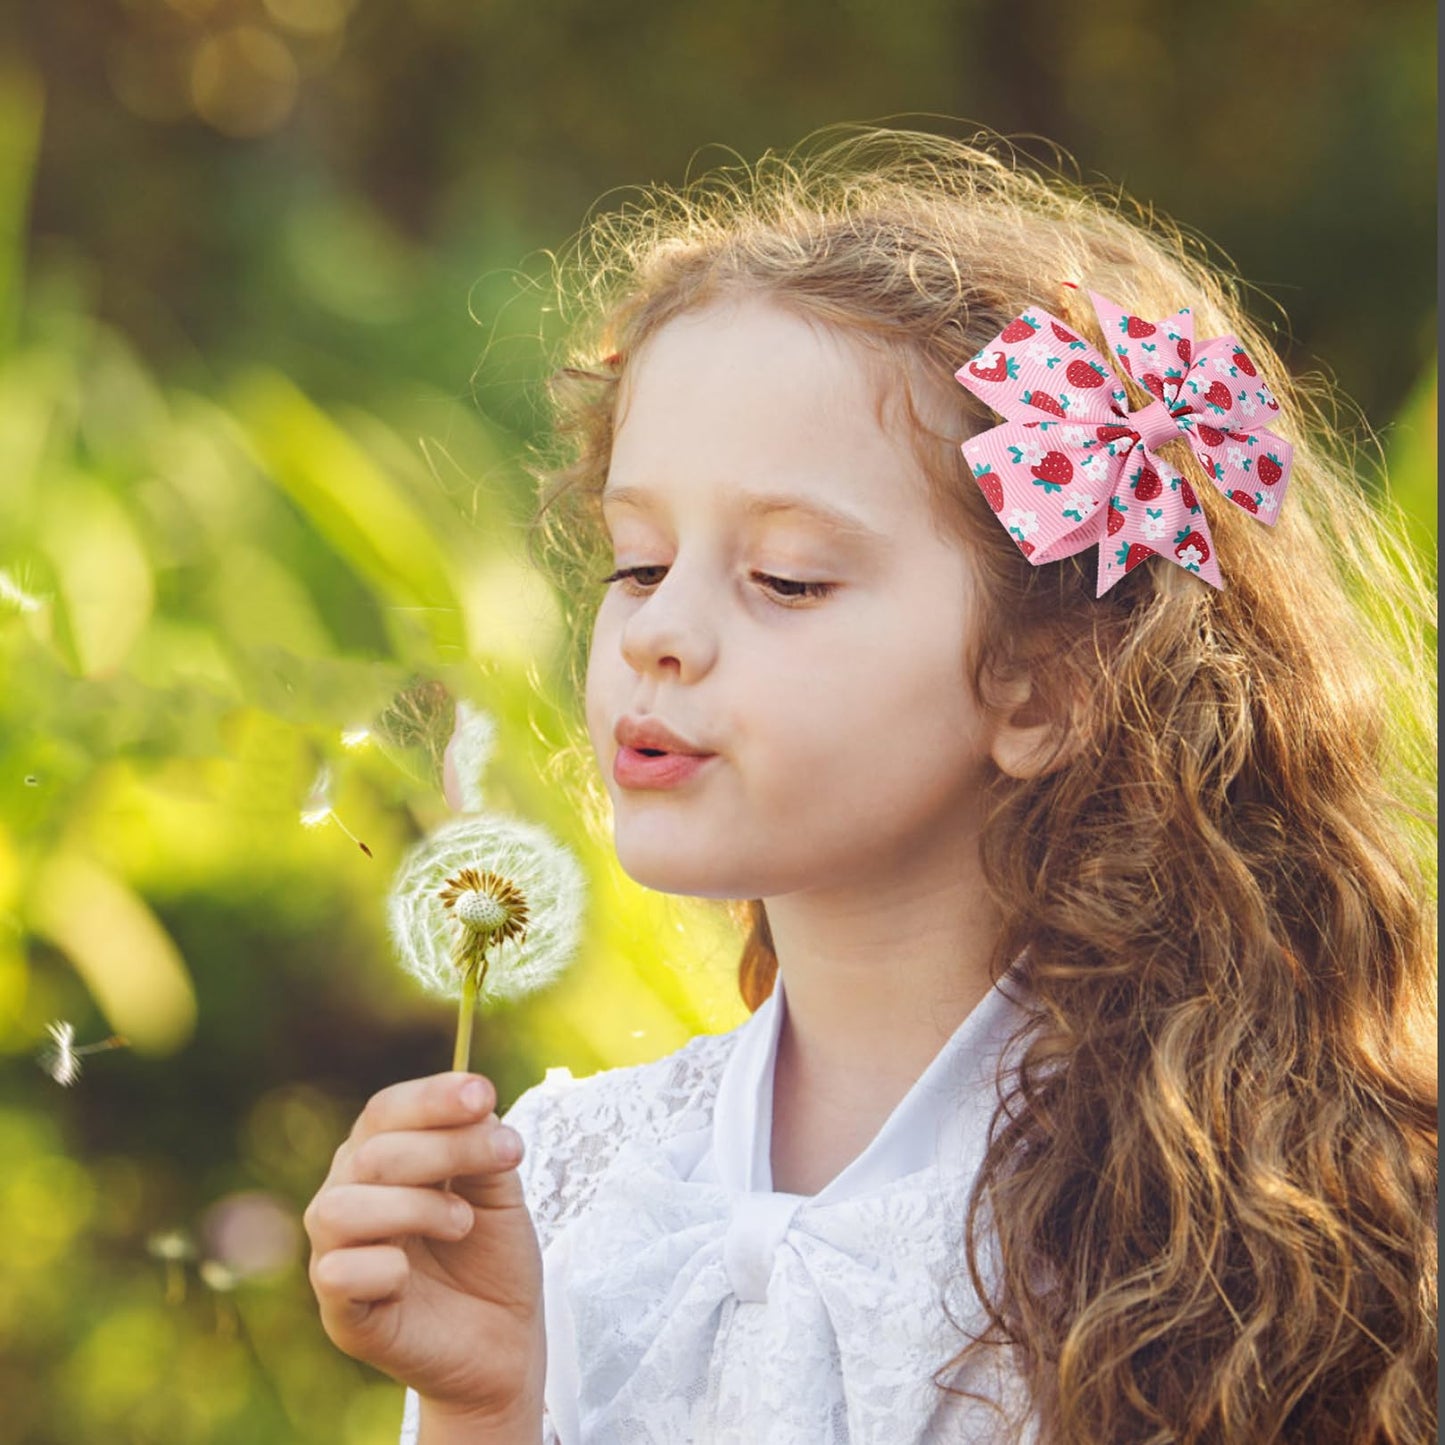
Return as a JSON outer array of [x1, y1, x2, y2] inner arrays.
[[399, 1025, 745, 1443]]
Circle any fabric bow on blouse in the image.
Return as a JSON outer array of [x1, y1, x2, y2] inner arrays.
[[541, 971, 1033, 1444], [954, 290, 1294, 595]]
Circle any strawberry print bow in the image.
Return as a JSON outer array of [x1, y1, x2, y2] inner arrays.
[[954, 290, 1293, 595]]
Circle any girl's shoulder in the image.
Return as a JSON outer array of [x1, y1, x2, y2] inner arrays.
[[499, 1021, 743, 1250]]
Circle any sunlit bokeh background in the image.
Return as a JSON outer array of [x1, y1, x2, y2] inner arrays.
[[0, 3, 1435, 1440]]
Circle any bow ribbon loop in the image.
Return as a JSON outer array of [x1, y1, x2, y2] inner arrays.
[[956, 290, 1294, 594], [561, 1135, 974, 1442]]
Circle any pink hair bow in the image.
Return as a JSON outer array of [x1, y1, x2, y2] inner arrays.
[[954, 290, 1293, 594]]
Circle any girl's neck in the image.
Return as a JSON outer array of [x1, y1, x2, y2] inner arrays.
[[762, 871, 1003, 1150]]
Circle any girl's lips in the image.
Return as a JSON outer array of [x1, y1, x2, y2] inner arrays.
[[613, 746, 718, 790]]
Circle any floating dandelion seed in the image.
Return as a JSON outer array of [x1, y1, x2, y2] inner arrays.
[[299, 765, 373, 858], [373, 677, 456, 788], [441, 699, 497, 814], [0, 568, 44, 614], [147, 1228, 198, 1304], [387, 814, 585, 1071], [199, 1259, 238, 1293], [38, 1019, 130, 1086], [339, 727, 372, 749]]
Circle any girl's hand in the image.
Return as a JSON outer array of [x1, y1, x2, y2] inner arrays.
[[304, 1072, 545, 1426]]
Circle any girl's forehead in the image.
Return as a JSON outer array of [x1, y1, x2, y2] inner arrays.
[[610, 297, 934, 523]]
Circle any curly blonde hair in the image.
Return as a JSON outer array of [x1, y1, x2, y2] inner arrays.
[[524, 127, 1437, 1443]]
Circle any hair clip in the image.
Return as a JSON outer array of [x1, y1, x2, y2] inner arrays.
[[954, 289, 1291, 594]]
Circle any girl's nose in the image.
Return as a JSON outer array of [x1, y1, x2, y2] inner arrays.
[[619, 567, 718, 683]]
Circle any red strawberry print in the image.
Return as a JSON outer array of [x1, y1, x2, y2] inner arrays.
[[1174, 529, 1210, 564], [1204, 380, 1233, 411], [1051, 321, 1080, 344], [1066, 359, 1106, 389], [1133, 462, 1162, 501], [1196, 423, 1226, 446], [1096, 423, 1135, 443], [1141, 373, 1166, 399], [976, 468, 1005, 512], [1257, 452, 1283, 486], [1225, 430, 1251, 442], [1016, 538, 1036, 557], [1125, 317, 1156, 338], [1176, 337, 1192, 365], [967, 351, 1011, 383], [1023, 390, 1066, 417], [1001, 317, 1038, 343], [1030, 451, 1073, 488], [1230, 489, 1259, 513], [1106, 503, 1127, 536], [1118, 542, 1155, 571], [1180, 477, 1198, 509], [1231, 348, 1257, 377]]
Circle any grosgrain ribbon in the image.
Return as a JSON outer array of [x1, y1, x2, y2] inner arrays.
[[954, 290, 1294, 595]]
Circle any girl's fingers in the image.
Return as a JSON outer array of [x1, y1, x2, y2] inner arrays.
[[348, 1120, 524, 1189], [354, 1072, 497, 1142], [311, 1243, 409, 1318], [305, 1182, 475, 1254]]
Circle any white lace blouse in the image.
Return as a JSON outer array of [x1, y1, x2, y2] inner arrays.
[[400, 969, 1036, 1443]]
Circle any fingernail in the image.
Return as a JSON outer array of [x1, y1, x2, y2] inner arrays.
[[460, 1079, 489, 1113], [496, 1127, 523, 1165]]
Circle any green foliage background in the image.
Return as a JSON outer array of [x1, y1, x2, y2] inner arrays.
[[0, 3, 1435, 1440]]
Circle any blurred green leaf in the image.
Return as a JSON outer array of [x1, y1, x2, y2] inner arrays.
[[228, 370, 469, 659]]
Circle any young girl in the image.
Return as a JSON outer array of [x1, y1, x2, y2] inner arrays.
[[304, 130, 1437, 1444]]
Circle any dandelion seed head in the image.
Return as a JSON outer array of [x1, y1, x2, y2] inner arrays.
[[454, 889, 508, 932], [388, 813, 585, 1003]]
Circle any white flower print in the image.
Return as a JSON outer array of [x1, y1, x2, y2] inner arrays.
[[1141, 507, 1167, 541], [1178, 543, 1204, 569], [1226, 445, 1251, 470], [1005, 508, 1039, 540], [1256, 490, 1277, 514], [1059, 488, 1098, 523], [1059, 424, 1091, 447], [1007, 440, 1046, 467], [1236, 393, 1260, 419], [1022, 339, 1056, 367]]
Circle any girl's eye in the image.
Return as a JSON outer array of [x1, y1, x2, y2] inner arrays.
[[598, 566, 836, 604]]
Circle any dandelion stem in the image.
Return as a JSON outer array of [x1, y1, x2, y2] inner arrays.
[[453, 969, 479, 1072]]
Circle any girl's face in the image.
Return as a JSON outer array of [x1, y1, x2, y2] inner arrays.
[[585, 297, 1002, 901]]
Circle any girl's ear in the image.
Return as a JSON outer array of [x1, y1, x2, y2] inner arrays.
[[986, 669, 1082, 781]]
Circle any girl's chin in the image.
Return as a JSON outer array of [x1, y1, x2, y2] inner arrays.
[[614, 841, 760, 901]]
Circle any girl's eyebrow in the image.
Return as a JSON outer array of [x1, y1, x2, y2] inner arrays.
[[600, 484, 886, 545]]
